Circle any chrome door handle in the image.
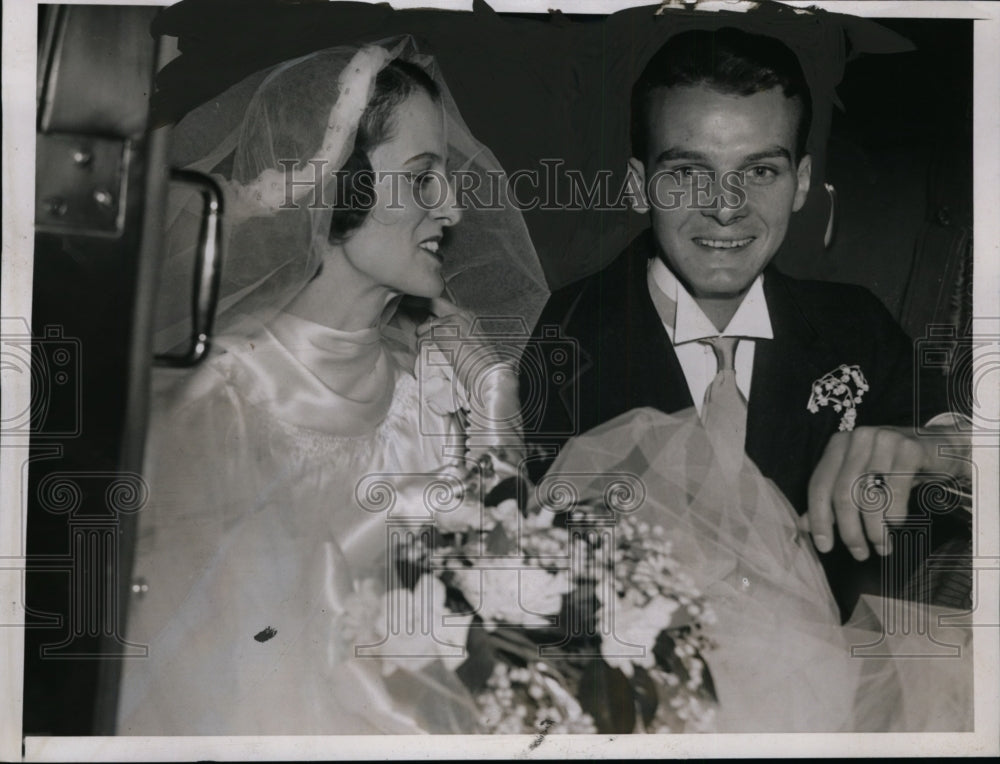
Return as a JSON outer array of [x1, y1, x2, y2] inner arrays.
[[154, 169, 224, 366]]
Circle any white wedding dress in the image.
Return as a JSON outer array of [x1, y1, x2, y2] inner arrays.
[[117, 310, 473, 735], [120, 38, 552, 737]]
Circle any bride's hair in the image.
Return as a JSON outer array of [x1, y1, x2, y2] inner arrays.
[[328, 59, 442, 243]]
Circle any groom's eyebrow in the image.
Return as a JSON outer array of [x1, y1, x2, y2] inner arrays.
[[741, 148, 793, 163], [653, 148, 710, 165], [653, 146, 793, 165]]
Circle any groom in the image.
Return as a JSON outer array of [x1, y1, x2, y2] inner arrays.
[[523, 28, 967, 620]]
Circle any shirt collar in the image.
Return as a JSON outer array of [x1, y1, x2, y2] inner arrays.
[[648, 256, 774, 344]]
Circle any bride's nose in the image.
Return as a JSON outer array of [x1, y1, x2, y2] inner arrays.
[[433, 175, 462, 227]]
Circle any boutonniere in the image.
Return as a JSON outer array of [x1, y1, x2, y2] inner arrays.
[[806, 364, 870, 432]]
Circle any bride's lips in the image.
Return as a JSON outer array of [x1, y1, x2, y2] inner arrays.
[[692, 236, 756, 251], [418, 235, 443, 262]]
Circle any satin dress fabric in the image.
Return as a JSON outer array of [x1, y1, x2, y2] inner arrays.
[[117, 312, 470, 735]]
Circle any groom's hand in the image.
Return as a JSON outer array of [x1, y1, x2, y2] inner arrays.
[[803, 425, 963, 561]]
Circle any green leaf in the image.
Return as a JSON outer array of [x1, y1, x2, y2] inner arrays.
[[392, 549, 428, 592], [652, 629, 677, 670], [631, 664, 659, 728], [696, 648, 718, 703], [577, 660, 636, 733], [484, 476, 520, 508], [653, 628, 719, 704], [455, 618, 496, 693], [486, 523, 512, 555]]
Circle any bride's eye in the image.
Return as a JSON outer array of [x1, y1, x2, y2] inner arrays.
[[404, 170, 434, 196], [414, 171, 450, 207]]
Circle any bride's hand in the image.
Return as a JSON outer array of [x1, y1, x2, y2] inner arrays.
[[416, 297, 524, 461]]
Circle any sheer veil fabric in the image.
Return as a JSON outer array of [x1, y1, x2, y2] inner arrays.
[[118, 39, 545, 734], [540, 407, 972, 733], [154, 38, 548, 351]]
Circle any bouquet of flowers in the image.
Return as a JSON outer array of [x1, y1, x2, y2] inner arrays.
[[343, 452, 718, 734]]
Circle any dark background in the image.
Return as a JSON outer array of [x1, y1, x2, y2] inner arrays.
[[149, 0, 973, 336], [24, 0, 972, 736]]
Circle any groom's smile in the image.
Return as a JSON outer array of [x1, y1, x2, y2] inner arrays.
[[692, 235, 756, 251]]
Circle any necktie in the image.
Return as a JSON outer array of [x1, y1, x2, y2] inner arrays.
[[647, 270, 748, 477], [701, 336, 747, 478]]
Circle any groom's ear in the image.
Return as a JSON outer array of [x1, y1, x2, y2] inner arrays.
[[792, 154, 812, 212], [626, 157, 650, 214]]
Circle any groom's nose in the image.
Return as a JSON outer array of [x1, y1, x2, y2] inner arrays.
[[700, 173, 747, 226]]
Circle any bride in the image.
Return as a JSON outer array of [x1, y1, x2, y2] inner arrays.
[[117, 40, 547, 735]]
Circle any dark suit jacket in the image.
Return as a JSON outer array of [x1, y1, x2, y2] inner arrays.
[[522, 231, 949, 620]]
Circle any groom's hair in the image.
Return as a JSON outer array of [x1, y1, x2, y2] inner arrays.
[[630, 27, 812, 164]]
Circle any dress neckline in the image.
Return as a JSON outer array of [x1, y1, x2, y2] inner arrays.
[[219, 311, 401, 437]]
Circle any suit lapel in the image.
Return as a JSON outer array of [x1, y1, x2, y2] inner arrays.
[[624, 249, 693, 414], [607, 238, 693, 416], [563, 233, 693, 429], [746, 270, 840, 510]]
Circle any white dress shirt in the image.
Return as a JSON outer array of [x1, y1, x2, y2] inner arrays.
[[648, 257, 966, 431], [647, 257, 773, 415]]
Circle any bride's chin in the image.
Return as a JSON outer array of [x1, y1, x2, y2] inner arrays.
[[417, 277, 446, 299]]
